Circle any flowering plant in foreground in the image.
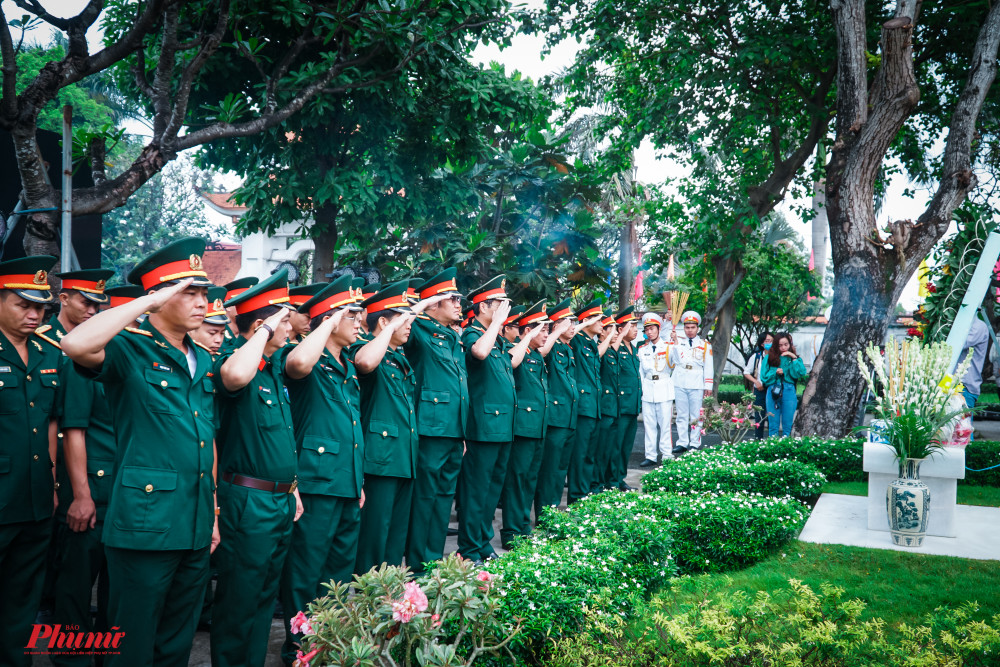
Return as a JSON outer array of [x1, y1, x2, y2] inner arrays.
[[293, 554, 519, 667], [699, 396, 756, 445]]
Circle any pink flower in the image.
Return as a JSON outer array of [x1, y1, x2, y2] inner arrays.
[[290, 611, 314, 636], [476, 570, 495, 591], [294, 648, 319, 667], [431, 613, 441, 627], [700, 428, 707, 435], [392, 582, 428, 623]]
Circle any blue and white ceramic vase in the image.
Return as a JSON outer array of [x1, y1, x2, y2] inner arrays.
[[886, 457, 930, 547]]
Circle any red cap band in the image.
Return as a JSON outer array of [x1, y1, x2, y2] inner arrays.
[[108, 295, 136, 307], [577, 306, 602, 321], [550, 307, 571, 321], [1, 273, 51, 290], [308, 290, 356, 319], [140, 259, 207, 290], [366, 295, 409, 312], [419, 278, 459, 300], [520, 311, 548, 326], [61, 278, 107, 294], [471, 287, 506, 304], [234, 288, 290, 315]]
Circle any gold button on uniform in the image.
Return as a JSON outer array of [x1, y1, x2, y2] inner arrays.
[[26, 375, 31, 381], [495, 410, 500, 415], [29, 402, 34, 408], [200, 473, 204, 478], [33, 455, 39, 460], [266, 400, 272, 405], [318, 446, 325, 453], [145, 484, 153, 492], [382, 431, 388, 437], [433, 398, 438, 403], [554, 400, 559, 405], [200, 441, 205, 448], [194, 411, 199, 417], [526, 407, 532, 412], [97, 470, 105, 477], [160, 380, 168, 387]]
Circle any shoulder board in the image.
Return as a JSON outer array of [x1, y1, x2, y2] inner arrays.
[[191, 339, 212, 354], [35, 324, 52, 334], [416, 314, 431, 320], [125, 326, 153, 337], [34, 330, 62, 350]]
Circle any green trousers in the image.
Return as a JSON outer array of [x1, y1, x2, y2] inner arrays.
[[280, 493, 360, 664], [614, 415, 639, 488], [406, 436, 463, 572], [593, 415, 619, 491], [534, 426, 574, 517], [0, 518, 51, 667], [500, 436, 545, 549], [51, 520, 110, 667], [356, 474, 413, 573], [567, 416, 599, 504], [210, 481, 295, 667], [104, 544, 210, 667], [457, 440, 511, 562]]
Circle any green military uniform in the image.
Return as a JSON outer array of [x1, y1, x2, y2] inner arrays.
[[613, 307, 641, 490], [279, 276, 365, 664], [403, 269, 468, 571], [48, 269, 116, 667], [85, 238, 217, 667], [500, 302, 549, 548], [595, 312, 621, 491], [567, 300, 604, 503], [458, 276, 515, 562], [352, 282, 418, 573], [534, 299, 577, 514], [0, 256, 61, 667], [210, 271, 298, 667]]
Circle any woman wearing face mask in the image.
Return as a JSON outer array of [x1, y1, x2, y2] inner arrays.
[[759, 332, 807, 437], [743, 332, 774, 439]]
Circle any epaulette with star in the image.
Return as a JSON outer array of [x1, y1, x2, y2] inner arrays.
[[191, 339, 212, 354], [34, 325, 62, 350]]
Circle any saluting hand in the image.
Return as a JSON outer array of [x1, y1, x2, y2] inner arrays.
[[553, 318, 572, 337], [494, 300, 511, 325], [413, 293, 450, 313], [145, 277, 195, 313], [524, 322, 545, 340]]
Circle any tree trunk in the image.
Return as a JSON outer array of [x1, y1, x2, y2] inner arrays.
[[811, 143, 828, 288], [311, 201, 338, 283], [708, 255, 742, 396]]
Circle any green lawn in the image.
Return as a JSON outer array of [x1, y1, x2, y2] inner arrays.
[[652, 541, 1000, 629], [822, 479, 1000, 507]]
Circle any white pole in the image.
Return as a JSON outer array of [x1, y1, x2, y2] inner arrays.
[[61, 104, 75, 271]]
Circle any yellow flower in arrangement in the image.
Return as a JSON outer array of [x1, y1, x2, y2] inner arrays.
[[937, 375, 964, 395]]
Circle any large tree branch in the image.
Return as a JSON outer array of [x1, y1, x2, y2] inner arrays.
[[830, 0, 868, 138], [150, 3, 181, 141], [0, 7, 18, 123]]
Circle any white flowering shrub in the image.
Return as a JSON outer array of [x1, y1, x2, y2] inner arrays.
[[640, 450, 826, 502], [728, 436, 864, 483]]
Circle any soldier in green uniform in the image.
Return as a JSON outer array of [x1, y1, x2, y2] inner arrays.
[[190, 286, 231, 355], [278, 275, 365, 664], [459, 276, 540, 564], [211, 270, 303, 667], [287, 283, 326, 342], [567, 300, 613, 503], [499, 301, 557, 548], [61, 237, 220, 667], [613, 307, 641, 491], [500, 305, 524, 344], [594, 310, 621, 491], [220, 277, 259, 353], [49, 272, 119, 667], [534, 299, 576, 513], [351, 282, 447, 572], [0, 256, 61, 667], [403, 269, 469, 572]]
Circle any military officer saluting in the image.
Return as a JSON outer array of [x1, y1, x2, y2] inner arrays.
[[278, 275, 365, 665], [219, 277, 259, 353], [61, 238, 220, 667], [0, 256, 62, 667], [669, 310, 714, 452], [287, 283, 326, 342], [500, 301, 554, 548], [534, 299, 576, 513], [567, 299, 612, 503], [50, 271, 119, 667], [190, 285, 231, 356], [209, 270, 303, 667], [402, 269, 469, 572], [351, 281, 446, 572], [594, 310, 625, 491], [612, 306, 641, 491]]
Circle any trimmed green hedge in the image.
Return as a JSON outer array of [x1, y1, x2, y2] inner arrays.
[[965, 440, 1000, 487], [640, 450, 826, 502], [727, 436, 865, 483]]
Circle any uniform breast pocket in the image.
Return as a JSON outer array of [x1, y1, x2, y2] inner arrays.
[[257, 390, 282, 429], [37, 374, 59, 413], [482, 402, 512, 428], [114, 466, 177, 533], [515, 403, 544, 433], [87, 458, 115, 507], [143, 369, 182, 416], [0, 375, 21, 415], [365, 420, 398, 465], [299, 435, 340, 481]]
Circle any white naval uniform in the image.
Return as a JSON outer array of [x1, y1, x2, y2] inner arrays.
[[669, 335, 714, 450], [638, 338, 675, 460]]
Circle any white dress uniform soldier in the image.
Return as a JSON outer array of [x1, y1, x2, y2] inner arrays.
[[637, 313, 675, 466], [668, 311, 714, 452]]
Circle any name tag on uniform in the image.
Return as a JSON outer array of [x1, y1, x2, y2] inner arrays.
[[0, 366, 10, 373], [40, 368, 58, 374], [152, 362, 172, 372], [259, 386, 272, 394]]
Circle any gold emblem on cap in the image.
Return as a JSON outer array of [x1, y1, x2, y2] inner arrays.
[[189, 254, 204, 270], [95, 279, 106, 291], [213, 298, 224, 311], [33, 270, 47, 285]]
